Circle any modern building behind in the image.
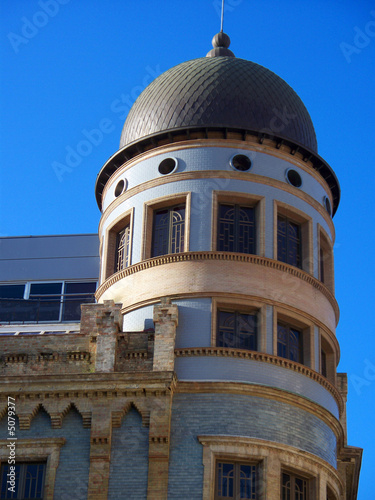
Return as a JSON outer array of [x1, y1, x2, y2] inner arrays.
[[0, 32, 362, 499]]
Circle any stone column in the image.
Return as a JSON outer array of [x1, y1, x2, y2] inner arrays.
[[87, 407, 112, 500], [152, 298, 178, 372], [80, 300, 122, 373]]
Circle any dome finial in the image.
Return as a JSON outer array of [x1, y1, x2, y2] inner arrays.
[[206, 31, 235, 58], [206, 0, 235, 57]]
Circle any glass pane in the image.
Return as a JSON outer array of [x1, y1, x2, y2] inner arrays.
[[218, 204, 236, 252], [217, 311, 236, 348], [29, 283, 62, 295], [116, 226, 131, 271], [277, 324, 287, 358], [64, 282, 96, 294], [277, 216, 287, 263], [171, 205, 185, 254], [239, 464, 257, 499], [282, 473, 291, 500], [217, 462, 234, 498], [287, 221, 301, 268], [294, 476, 307, 500], [289, 328, 301, 363], [238, 206, 255, 254], [152, 209, 170, 257], [237, 314, 257, 351], [24, 463, 44, 499], [0, 284, 25, 299], [0, 464, 20, 498]]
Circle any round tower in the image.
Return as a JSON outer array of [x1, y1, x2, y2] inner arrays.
[[94, 33, 360, 499]]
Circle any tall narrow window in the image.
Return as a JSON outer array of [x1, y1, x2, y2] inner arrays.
[[115, 226, 131, 271], [217, 311, 257, 351], [277, 215, 301, 268], [321, 349, 327, 378], [151, 204, 185, 257], [277, 323, 303, 363], [218, 204, 256, 254], [0, 462, 46, 499], [216, 461, 259, 499], [281, 472, 308, 500]]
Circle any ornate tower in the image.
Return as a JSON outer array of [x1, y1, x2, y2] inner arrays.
[[92, 32, 362, 498]]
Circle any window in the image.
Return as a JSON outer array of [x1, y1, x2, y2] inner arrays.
[[277, 323, 303, 363], [281, 472, 308, 500], [321, 349, 327, 378], [115, 226, 131, 271], [217, 310, 257, 351], [0, 282, 96, 324], [218, 204, 256, 254], [0, 462, 46, 499], [151, 204, 185, 257], [319, 228, 334, 292], [104, 208, 134, 279], [277, 215, 301, 268], [215, 461, 259, 499]]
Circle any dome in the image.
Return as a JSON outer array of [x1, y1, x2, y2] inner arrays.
[[120, 55, 318, 152]]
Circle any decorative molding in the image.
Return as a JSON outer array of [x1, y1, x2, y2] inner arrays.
[[174, 380, 344, 443], [174, 350, 343, 414], [96, 252, 339, 318]]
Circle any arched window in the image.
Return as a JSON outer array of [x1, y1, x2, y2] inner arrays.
[[115, 226, 131, 271], [151, 204, 185, 257]]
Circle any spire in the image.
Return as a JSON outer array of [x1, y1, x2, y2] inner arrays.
[[206, 32, 235, 57]]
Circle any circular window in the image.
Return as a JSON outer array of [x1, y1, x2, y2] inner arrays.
[[230, 154, 252, 171], [158, 157, 178, 175], [324, 196, 332, 216], [114, 179, 127, 197], [286, 169, 302, 188]]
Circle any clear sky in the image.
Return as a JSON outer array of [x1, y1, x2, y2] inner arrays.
[[1, 0, 374, 497]]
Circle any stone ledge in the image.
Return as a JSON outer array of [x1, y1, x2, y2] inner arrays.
[[95, 251, 338, 319]]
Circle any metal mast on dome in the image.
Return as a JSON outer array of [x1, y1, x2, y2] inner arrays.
[[220, 0, 225, 32]]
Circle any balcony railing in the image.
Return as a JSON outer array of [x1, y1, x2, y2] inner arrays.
[[0, 295, 95, 324]]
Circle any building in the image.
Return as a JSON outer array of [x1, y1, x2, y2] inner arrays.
[[0, 31, 362, 499]]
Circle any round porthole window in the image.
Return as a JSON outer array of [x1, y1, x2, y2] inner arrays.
[[114, 179, 127, 197], [158, 157, 178, 175], [324, 196, 332, 216], [286, 169, 302, 188], [230, 154, 252, 171]]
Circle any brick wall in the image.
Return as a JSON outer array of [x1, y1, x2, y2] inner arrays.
[[167, 393, 337, 499], [108, 408, 149, 499]]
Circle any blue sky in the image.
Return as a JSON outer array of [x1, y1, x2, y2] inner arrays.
[[1, 0, 374, 497]]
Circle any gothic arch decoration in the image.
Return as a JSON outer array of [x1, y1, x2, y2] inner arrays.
[[112, 401, 150, 428]]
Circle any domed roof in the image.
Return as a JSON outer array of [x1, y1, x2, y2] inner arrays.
[[120, 42, 317, 152]]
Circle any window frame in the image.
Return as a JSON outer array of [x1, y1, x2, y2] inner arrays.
[[212, 298, 266, 353], [216, 309, 258, 352], [0, 281, 97, 324], [103, 207, 134, 280], [212, 191, 265, 256], [215, 459, 260, 500], [0, 438, 65, 500], [318, 225, 334, 292], [281, 470, 312, 500], [141, 192, 191, 260], [320, 330, 337, 384], [274, 309, 314, 368], [274, 201, 313, 273], [0, 461, 46, 499]]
